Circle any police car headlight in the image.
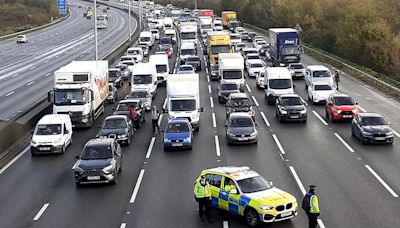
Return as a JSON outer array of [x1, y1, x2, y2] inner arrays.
[[259, 205, 273, 210]]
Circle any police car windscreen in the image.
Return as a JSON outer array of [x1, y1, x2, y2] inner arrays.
[[236, 176, 272, 193]]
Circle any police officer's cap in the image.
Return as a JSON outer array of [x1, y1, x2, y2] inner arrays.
[[309, 184, 316, 189]]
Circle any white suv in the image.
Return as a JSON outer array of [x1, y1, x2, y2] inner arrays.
[[16, 35, 28, 43]]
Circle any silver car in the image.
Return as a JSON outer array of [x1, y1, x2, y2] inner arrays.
[[126, 89, 152, 111]]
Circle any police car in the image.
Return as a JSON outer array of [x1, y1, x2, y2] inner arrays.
[[196, 166, 298, 227]]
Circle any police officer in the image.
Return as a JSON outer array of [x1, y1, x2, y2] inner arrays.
[[303, 185, 320, 228], [194, 176, 213, 223], [224, 179, 236, 192], [334, 70, 340, 90]]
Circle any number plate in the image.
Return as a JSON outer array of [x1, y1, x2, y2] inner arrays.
[[172, 143, 182, 147], [238, 137, 248, 141], [375, 137, 386, 140], [343, 115, 352, 118], [280, 211, 292, 217], [87, 176, 100, 181], [290, 115, 299, 119], [39, 147, 50, 151]]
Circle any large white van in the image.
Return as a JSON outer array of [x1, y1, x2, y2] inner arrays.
[[30, 114, 73, 156], [264, 67, 294, 104], [149, 54, 170, 83], [164, 29, 177, 44], [131, 62, 158, 96], [139, 31, 154, 47], [163, 17, 173, 30], [126, 47, 143, 63], [179, 42, 196, 64], [304, 65, 333, 89]]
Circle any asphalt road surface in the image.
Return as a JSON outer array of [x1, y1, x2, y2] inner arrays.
[[0, 0, 137, 121], [0, 6, 400, 228]]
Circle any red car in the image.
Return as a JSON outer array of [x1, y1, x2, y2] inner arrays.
[[325, 93, 359, 122]]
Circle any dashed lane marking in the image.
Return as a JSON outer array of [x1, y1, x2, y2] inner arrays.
[[334, 133, 355, 152], [33, 203, 49, 221], [210, 97, 214, 108], [207, 75, 210, 83], [312, 110, 328, 126], [251, 96, 259, 107], [245, 84, 251, 92], [212, 113, 216, 128], [158, 114, 163, 126], [208, 85, 212, 94], [5, 91, 14, 97], [145, 137, 156, 159], [0, 147, 28, 175], [272, 134, 286, 155], [223, 221, 229, 228], [365, 165, 398, 198], [120, 223, 127, 228], [260, 111, 271, 127], [358, 105, 366, 112], [214, 135, 221, 157], [130, 169, 145, 204]]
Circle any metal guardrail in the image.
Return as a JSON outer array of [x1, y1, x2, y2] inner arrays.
[[244, 23, 400, 99]]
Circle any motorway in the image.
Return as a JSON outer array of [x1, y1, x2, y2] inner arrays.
[[0, 0, 137, 121], [1, 3, 400, 228]]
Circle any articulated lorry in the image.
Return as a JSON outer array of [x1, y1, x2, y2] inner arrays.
[[269, 28, 301, 66], [207, 31, 232, 80], [165, 74, 203, 130], [221, 11, 237, 29], [48, 61, 109, 128]]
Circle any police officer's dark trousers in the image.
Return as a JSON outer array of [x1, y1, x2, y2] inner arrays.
[[197, 197, 211, 220], [307, 212, 318, 228]]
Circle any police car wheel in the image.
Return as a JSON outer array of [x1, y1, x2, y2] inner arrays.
[[245, 208, 260, 227]]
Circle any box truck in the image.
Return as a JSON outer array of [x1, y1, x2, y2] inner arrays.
[[218, 53, 245, 91], [269, 28, 301, 66]]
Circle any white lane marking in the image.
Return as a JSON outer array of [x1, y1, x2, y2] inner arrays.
[[45, 73, 51, 77], [318, 219, 326, 228], [358, 105, 366, 112], [5, 91, 14, 97], [33, 203, 49, 221], [289, 166, 306, 195], [245, 84, 251, 92], [210, 97, 214, 108], [158, 114, 163, 126], [130, 169, 145, 203], [214, 135, 221, 157], [145, 137, 156, 159], [26, 81, 35, 86], [272, 134, 286, 155], [312, 110, 328, 126], [163, 98, 167, 109], [120, 223, 127, 228], [208, 85, 212, 94], [71, 161, 78, 170], [11, 74, 19, 78], [205, 67, 209, 74], [44, 60, 49, 63], [0, 146, 29, 175], [334, 133, 355, 152], [223, 221, 229, 228], [212, 113, 216, 128], [260, 111, 271, 127], [393, 130, 400, 139], [203, 56, 206, 61], [207, 75, 210, 83], [204, 62, 208, 67], [365, 165, 398, 198], [251, 96, 259, 107]]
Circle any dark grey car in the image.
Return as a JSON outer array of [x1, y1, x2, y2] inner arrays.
[[218, 83, 240, 104], [226, 113, 258, 145], [275, 94, 307, 122], [351, 113, 394, 144], [185, 56, 201, 71], [226, 93, 255, 120], [74, 138, 122, 187], [97, 115, 134, 145]]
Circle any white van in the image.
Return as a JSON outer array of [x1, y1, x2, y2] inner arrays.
[[149, 54, 170, 83], [139, 31, 154, 47], [126, 47, 143, 63], [30, 114, 73, 156], [163, 17, 173, 30], [164, 29, 177, 44], [179, 42, 196, 64], [131, 62, 158, 96], [264, 67, 294, 104], [304, 65, 333, 89]]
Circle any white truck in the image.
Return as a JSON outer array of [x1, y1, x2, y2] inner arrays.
[[218, 53, 245, 91], [48, 61, 109, 127], [131, 62, 157, 96], [165, 74, 204, 130], [149, 54, 170, 83], [179, 22, 197, 45], [263, 67, 294, 104], [199, 16, 213, 37]]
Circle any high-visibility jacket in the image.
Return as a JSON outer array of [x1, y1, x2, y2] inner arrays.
[[310, 195, 320, 214], [194, 181, 211, 198], [224, 184, 235, 192]]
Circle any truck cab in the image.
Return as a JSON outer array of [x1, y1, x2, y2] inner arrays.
[[218, 53, 245, 91], [263, 67, 294, 104], [207, 31, 232, 80], [131, 62, 157, 96], [269, 28, 301, 66]]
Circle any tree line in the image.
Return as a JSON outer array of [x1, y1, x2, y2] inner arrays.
[[156, 0, 400, 82]]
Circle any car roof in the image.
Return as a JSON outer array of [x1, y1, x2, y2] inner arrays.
[[105, 115, 128, 121], [168, 118, 190, 124], [119, 99, 140, 103], [330, 93, 350, 98], [205, 166, 259, 181], [109, 68, 120, 71], [307, 65, 329, 71], [179, 65, 193, 68], [38, 114, 69, 125], [229, 112, 252, 118], [358, 112, 383, 118], [86, 138, 114, 146], [229, 93, 248, 99], [280, 94, 301, 99], [248, 59, 264, 65]]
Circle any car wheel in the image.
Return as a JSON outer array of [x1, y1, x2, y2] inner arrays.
[[245, 208, 260, 227], [75, 182, 82, 188], [61, 144, 66, 154], [325, 109, 329, 119]]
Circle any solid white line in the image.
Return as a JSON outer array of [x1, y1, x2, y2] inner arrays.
[[145, 137, 156, 159], [26, 81, 35, 86], [272, 134, 286, 155], [210, 97, 214, 108], [208, 85, 212, 94], [30, 66, 36, 70], [260, 111, 270, 127], [130, 169, 145, 203], [5, 91, 14, 97], [158, 114, 163, 126], [289, 166, 307, 195], [33, 203, 49, 221], [163, 98, 167, 109], [212, 113, 216, 128], [312, 110, 328, 126], [334, 133, 355, 152], [120, 223, 127, 228], [358, 105, 366, 112], [393, 131, 400, 139], [223, 221, 229, 228], [365, 165, 398, 198], [251, 96, 259, 107], [214, 135, 221, 157], [245, 84, 251, 92], [0, 147, 29, 175]]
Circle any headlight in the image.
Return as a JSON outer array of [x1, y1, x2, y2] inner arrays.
[[183, 137, 191, 142], [250, 131, 258, 137], [280, 108, 288, 115], [300, 109, 307, 114], [227, 132, 235, 137], [102, 164, 114, 174], [335, 109, 342, 114], [164, 138, 171, 142], [386, 132, 394, 136], [118, 134, 127, 139], [54, 138, 62, 145], [259, 205, 273, 210]]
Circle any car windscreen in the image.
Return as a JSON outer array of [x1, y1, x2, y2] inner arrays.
[[166, 122, 190, 133], [102, 118, 127, 129], [250, 63, 263, 68], [180, 32, 196, 39], [128, 50, 140, 55], [171, 99, 196, 111], [361, 116, 386, 126], [313, 70, 330, 78], [221, 84, 238, 90], [130, 91, 148, 98], [140, 37, 150, 42], [133, 75, 152, 84], [181, 49, 195, 56], [54, 90, 87, 105], [80, 144, 113, 160], [156, 65, 168, 73], [211, 45, 230, 54], [116, 102, 137, 111], [179, 66, 193, 71], [314, 84, 332, 90], [223, 70, 242, 79], [290, 64, 304, 69], [109, 71, 118, 78], [237, 176, 272, 193], [230, 98, 251, 107], [334, 96, 355, 106], [186, 57, 199, 62], [247, 55, 260, 60], [35, 124, 62, 135], [230, 117, 254, 127], [269, 79, 292, 89], [281, 97, 303, 106]]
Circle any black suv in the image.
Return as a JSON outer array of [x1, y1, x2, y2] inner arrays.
[[185, 56, 201, 72], [97, 115, 134, 145], [74, 138, 122, 187], [275, 94, 307, 122], [217, 82, 240, 104], [225, 93, 255, 120], [113, 99, 146, 128]]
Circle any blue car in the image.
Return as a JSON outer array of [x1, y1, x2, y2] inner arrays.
[[163, 119, 193, 151]]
